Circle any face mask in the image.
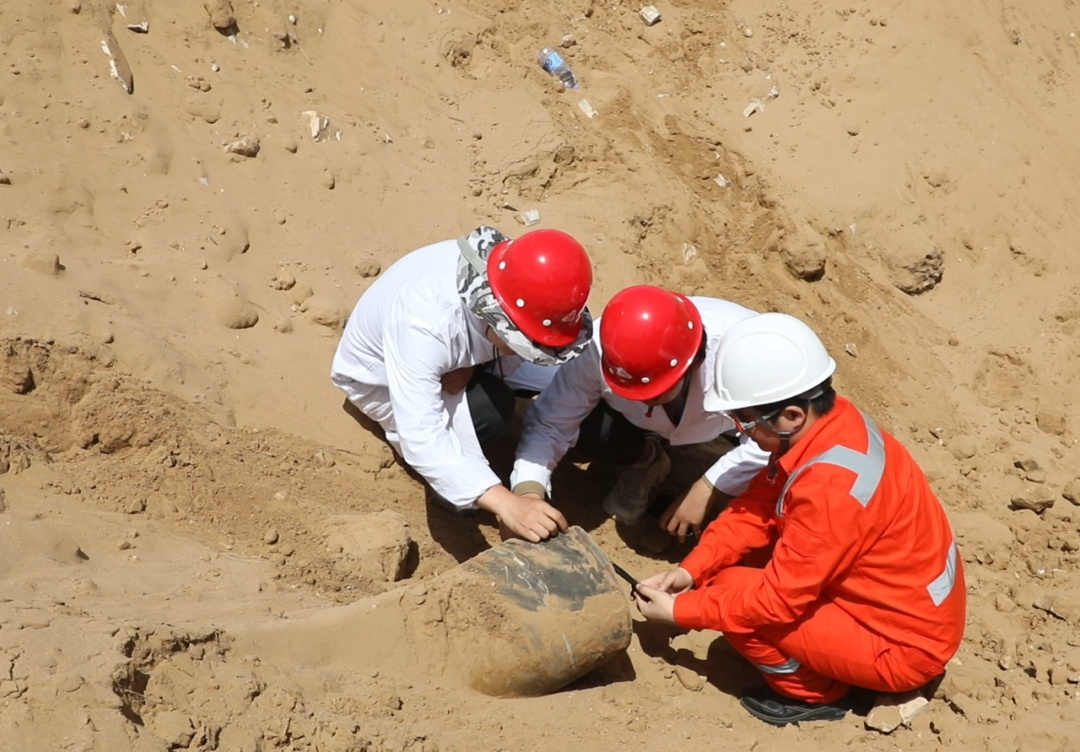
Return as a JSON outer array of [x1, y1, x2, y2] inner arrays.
[[456, 226, 593, 367]]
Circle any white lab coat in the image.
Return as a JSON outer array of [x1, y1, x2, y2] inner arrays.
[[511, 297, 770, 497], [331, 239, 551, 509]]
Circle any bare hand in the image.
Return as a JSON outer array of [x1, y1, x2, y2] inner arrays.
[[632, 584, 676, 624], [479, 486, 568, 543], [641, 567, 694, 595], [659, 479, 725, 543], [440, 366, 476, 395]]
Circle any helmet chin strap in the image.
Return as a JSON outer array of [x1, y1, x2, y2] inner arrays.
[[764, 414, 802, 480], [766, 431, 795, 479], [759, 392, 821, 479]]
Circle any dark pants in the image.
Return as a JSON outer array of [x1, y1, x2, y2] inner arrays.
[[466, 371, 518, 447], [568, 400, 649, 465]]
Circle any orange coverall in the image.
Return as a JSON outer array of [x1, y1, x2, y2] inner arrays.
[[672, 396, 966, 703]]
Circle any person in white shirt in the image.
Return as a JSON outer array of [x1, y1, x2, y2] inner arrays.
[[331, 225, 594, 542], [511, 286, 770, 542]]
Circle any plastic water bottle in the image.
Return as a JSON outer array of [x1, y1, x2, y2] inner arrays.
[[537, 46, 579, 89]]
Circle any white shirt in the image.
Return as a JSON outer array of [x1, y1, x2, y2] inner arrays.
[[511, 297, 770, 496], [331, 239, 520, 508]]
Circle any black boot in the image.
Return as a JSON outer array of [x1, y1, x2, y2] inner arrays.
[[740, 689, 851, 726]]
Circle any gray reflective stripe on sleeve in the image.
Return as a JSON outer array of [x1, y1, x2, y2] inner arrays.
[[927, 540, 959, 606], [776, 409, 885, 517], [755, 657, 802, 675]]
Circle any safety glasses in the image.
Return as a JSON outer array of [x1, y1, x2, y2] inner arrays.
[[728, 409, 780, 434]]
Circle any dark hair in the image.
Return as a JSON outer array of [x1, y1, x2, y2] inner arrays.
[[757, 378, 836, 418]]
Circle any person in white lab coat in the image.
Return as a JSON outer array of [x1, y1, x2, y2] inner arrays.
[[331, 225, 594, 542], [511, 285, 770, 541]]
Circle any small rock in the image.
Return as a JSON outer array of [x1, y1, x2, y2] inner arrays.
[[578, 100, 599, 119], [321, 170, 336, 189], [0, 172, 11, 185], [779, 221, 827, 282], [673, 665, 704, 691], [225, 135, 261, 158], [1033, 593, 1080, 625], [355, 260, 381, 279], [866, 691, 929, 733], [302, 111, 340, 142], [20, 251, 64, 276], [270, 273, 297, 291], [843, 343, 858, 357], [1024, 469, 1047, 484], [126, 21, 149, 33], [847, 125, 861, 136], [1010, 487, 1057, 514], [312, 450, 335, 468], [640, 6, 662, 26], [1015, 458, 1041, 472], [272, 318, 293, 334], [947, 435, 978, 461], [560, 34, 576, 48], [887, 246, 944, 295], [218, 300, 259, 330], [0, 488, 6, 512], [263, 528, 279, 545], [1063, 477, 1080, 506], [204, 0, 237, 33], [743, 99, 765, 118], [306, 302, 344, 330], [1035, 407, 1067, 436]]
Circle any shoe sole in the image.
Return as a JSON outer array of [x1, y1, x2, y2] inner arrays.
[[741, 698, 848, 726]]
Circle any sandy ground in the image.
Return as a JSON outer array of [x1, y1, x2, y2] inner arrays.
[[2, 0, 1080, 750]]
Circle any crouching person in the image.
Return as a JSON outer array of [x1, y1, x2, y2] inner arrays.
[[633, 313, 966, 726], [331, 226, 594, 542]]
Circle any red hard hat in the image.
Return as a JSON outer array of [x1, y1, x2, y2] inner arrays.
[[487, 229, 593, 348], [600, 286, 704, 401]]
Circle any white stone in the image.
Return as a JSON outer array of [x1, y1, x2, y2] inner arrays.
[[743, 99, 765, 118], [640, 6, 662, 25], [578, 99, 598, 118], [866, 692, 930, 733]]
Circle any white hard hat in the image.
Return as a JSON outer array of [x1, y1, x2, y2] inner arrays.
[[703, 312, 837, 412]]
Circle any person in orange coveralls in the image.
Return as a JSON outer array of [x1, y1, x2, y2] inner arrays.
[[633, 312, 966, 726]]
